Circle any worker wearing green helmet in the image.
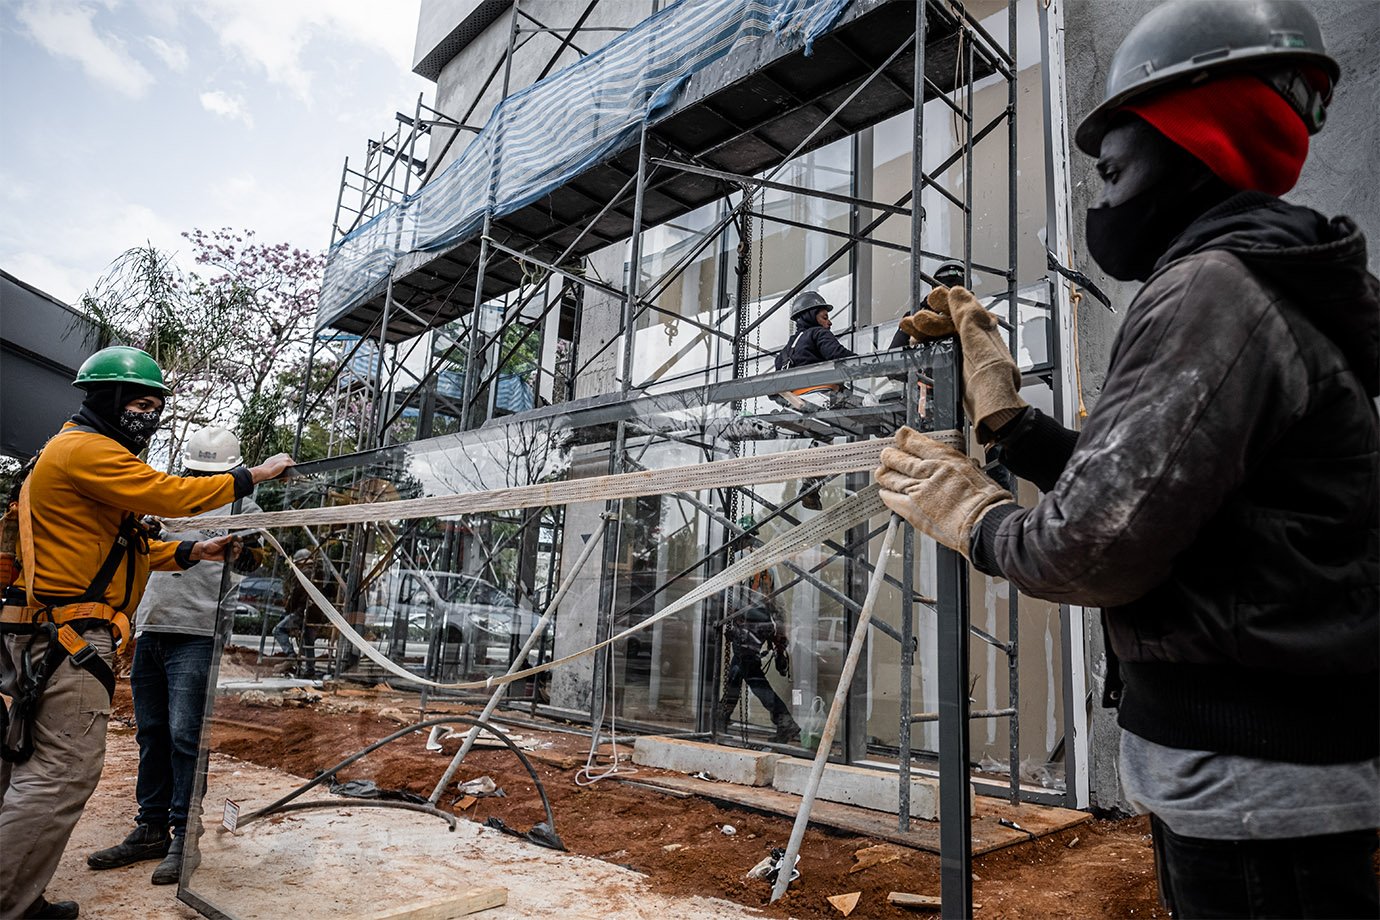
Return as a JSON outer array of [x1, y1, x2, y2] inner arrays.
[[0, 346, 295, 919]]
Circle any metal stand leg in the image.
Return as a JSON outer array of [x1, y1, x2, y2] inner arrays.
[[769, 515, 901, 903]]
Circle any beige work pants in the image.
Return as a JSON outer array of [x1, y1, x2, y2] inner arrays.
[[0, 627, 113, 919]]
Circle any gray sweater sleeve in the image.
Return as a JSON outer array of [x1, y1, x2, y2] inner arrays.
[[136, 497, 265, 635], [988, 254, 1307, 607]]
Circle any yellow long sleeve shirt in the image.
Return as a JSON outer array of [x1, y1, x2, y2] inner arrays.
[[22, 423, 252, 613]]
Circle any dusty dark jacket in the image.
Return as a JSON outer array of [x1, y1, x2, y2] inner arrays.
[[975, 193, 1379, 763], [775, 322, 854, 370]]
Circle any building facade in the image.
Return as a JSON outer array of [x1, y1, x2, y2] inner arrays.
[[282, 0, 1379, 817]]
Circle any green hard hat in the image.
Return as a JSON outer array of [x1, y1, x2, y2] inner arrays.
[[73, 346, 172, 393]]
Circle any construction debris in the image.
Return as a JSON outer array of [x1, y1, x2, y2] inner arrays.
[[849, 843, 903, 874], [457, 776, 500, 797], [887, 892, 982, 911], [282, 687, 323, 706], [238, 689, 282, 708], [826, 891, 861, 916], [745, 848, 799, 885]]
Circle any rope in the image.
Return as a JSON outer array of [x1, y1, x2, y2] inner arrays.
[[253, 482, 889, 693], [166, 432, 959, 533]]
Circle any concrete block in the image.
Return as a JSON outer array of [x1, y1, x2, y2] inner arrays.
[[632, 736, 783, 787], [771, 758, 972, 820]]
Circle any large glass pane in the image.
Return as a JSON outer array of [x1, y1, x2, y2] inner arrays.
[[183, 346, 949, 916]]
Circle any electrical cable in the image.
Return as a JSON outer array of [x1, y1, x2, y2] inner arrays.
[[233, 714, 565, 850]]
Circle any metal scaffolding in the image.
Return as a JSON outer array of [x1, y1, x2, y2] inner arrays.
[[285, 1, 1070, 914]]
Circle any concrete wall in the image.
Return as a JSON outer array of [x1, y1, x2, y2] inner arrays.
[[1062, 0, 1380, 814], [547, 244, 626, 713], [427, 1, 656, 173]]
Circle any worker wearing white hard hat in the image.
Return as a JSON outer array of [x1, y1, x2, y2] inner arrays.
[[86, 427, 268, 887]]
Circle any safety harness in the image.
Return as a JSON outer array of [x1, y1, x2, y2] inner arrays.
[[776, 329, 845, 399], [0, 435, 140, 763]]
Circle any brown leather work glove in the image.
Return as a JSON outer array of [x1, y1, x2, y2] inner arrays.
[[875, 427, 1013, 560], [898, 308, 956, 343], [926, 286, 1027, 443]]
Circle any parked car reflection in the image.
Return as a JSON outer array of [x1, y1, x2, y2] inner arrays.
[[372, 570, 547, 680]]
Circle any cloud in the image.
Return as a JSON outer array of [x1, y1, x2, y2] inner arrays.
[[3, 200, 183, 304], [191, 0, 420, 101], [15, 0, 155, 98], [145, 35, 188, 72], [0, 171, 38, 204], [199, 90, 253, 126], [2, 251, 91, 305]]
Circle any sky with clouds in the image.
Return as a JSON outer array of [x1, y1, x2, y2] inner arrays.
[[1, 0, 431, 305]]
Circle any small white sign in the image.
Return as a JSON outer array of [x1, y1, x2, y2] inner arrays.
[[222, 798, 240, 832], [792, 688, 802, 707]]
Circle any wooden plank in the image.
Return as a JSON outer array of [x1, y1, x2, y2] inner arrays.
[[359, 886, 507, 919], [628, 773, 1090, 855], [887, 891, 984, 911]]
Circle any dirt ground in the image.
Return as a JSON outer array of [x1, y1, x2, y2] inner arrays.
[[104, 664, 1168, 920]]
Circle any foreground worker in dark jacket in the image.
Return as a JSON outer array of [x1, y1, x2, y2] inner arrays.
[[877, 2, 1378, 916], [0, 347, 293, 920]]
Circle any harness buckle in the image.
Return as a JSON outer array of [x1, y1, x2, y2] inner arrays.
[[69, 643, 98, 668]]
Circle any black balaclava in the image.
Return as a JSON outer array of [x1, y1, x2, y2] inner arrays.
[[74, 382, 165, 454], [794, 308, 825, 330], [1085, 116, 1232, 282]]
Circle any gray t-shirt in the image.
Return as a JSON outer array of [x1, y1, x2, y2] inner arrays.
[[136, 498, 263, 638], [1120, 729, 1380, 840]]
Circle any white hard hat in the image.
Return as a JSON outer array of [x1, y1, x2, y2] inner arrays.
[[292, 549, 313, 563], [184, 426, 243, 472]]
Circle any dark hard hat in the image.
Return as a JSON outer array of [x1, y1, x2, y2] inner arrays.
[[74, 346, 172, 393], [1075, 0, 1339, 156], [790, 291, 831, 322], [933, 261, 966, 287]]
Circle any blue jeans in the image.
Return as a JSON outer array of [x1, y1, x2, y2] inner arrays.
[[131, 633, 213, 839]]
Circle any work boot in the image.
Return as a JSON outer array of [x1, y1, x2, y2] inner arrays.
[[769, 713, 801, 744], [799, 478, 824, 511], [150, 836, 185, 886], [22, 895, 79, 919], [87, 823, 170, 870], [713, 701, 734, 734]]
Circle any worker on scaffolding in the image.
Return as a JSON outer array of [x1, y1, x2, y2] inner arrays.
[[0, 347, 293, 920], [85, 427, 266, 887], [273, 548, 329, 679], [775, 291, 856, 510], [888, 259, 968, 350], [715, 569, 799, 745], [876, 2, 1378, 916]]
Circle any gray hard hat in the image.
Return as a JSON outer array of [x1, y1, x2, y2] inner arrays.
[[932, 261, 966, 287], [790, 290, 830, 322], [1075, 0, 1339, 156]]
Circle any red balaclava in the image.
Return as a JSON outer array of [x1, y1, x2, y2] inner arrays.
[[1125, 73, 1311, 196]]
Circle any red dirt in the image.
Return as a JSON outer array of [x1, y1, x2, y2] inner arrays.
[[112, 679, 1165, 919]]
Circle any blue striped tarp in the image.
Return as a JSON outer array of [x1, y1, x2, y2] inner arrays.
[[319, 0, 852, 330]]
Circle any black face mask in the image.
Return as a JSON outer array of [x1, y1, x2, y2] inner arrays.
[[117, 407, 162, 447], [1086, 186, 1193, 282]]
